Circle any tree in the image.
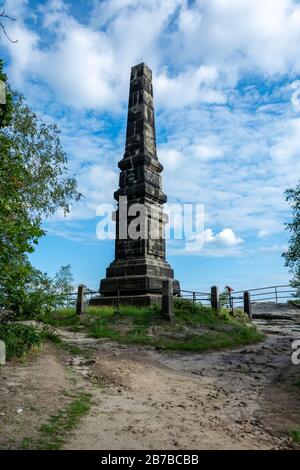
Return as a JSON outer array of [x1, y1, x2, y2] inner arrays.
[[283, 182, 300, 273], [0, 58, 13, 126], [17, 267, 60, 318], [0, 61, 81, 313], [54, 264, 74, 304], [291, 266, 300, 299]]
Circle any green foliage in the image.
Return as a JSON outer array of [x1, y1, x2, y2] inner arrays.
[[1, 265, 75, 319], [290, 265, 300, 298], [40, 328, 61, 344], [0, 323, 42, 359], [54, 264, 74, 301], [11, 268, 62, 318], [290, 429, 300, 443], [283, 182, 300, 273], [0, 322, 62, 360], [4, 92, 81, 216], [173, 298, 219, 324], [61, 342, 93, 358], [0, 59, 13, 127], [0, 61, 80, 314], [40, 308, 79, 327], [219, 288, 231, 307], [21, 392, 92, 450]]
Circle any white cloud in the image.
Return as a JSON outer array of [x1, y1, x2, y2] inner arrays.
[[290, 80, 300, 111], [192, 143, 224, 161], [258, 230, 270, 239], [270, 118, 300, 162], [155, 65, 226, 109], [259, 244, 288, 253], [1, 0, 299, 254], [204, 228, 243, 247], [4, 0, 300, 111], [159, 148, 183, 169], [174, 0, 300, 76]]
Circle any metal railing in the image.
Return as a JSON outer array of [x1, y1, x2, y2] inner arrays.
[[177, 289, 211, 306], [64, 282, 299, 318], [65, 288, 99, 307], [229, 284, 298, 311]]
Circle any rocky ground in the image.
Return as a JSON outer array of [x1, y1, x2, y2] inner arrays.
[[1, 303, 300, 450]]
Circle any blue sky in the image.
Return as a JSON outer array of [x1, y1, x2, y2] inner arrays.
[[1, 0, 300, 292]]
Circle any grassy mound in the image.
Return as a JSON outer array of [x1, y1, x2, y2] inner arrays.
[[40, 299, 264, 352]]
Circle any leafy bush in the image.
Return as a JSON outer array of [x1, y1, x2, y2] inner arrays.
[[1, 265, 76, 320], [0, 323, 43, 359], [174, 298, 220, 324], [174, 298, 209, 314]]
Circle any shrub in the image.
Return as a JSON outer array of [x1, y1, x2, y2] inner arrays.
[[0, 323, 43, 359]]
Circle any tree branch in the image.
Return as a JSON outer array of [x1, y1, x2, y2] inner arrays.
[[0, 8, 18, 43]]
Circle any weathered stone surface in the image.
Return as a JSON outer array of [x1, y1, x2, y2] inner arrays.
[[161, 279, 174, 321], [211, 285, 220, 312], [76, 284, 86, 316], [95, 63, 180, 306], [0, 340, 6, 365]]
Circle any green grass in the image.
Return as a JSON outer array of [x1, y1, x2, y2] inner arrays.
[[39, 308, 79, 328], [61, 342, 93, 359], [290, 429, 300, 443], [40, 300, 264, 353], [21, 392, 92, 450]]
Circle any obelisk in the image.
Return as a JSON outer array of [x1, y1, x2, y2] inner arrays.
[[95, 62, 180, 306]]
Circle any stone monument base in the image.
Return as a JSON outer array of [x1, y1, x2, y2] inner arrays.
[[89, 293, 164, 307]]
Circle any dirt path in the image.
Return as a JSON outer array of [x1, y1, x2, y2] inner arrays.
[[60, 335, 299, 450], [61, 308, 300, 450], [1, 309, 300, 450]]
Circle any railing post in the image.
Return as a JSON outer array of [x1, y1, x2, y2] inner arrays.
[[193, 292, 196, 304], [275, 286, 278, 303], [243, 291, 252, 320], [76, 284, 86, 316], [162, 279, 174, 321], [231, 295, 234, 314], [211, 285, 220, 312]]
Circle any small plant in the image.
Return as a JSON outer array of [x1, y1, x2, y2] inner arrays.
[[0, 323, 61, 360], [0, 323, 42, 359], [290, 429, 300, 443], [21, 392, 92, 450]]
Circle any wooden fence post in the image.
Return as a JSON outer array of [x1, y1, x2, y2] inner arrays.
[[243, 291, 252, 319], [162, 279, 174, 321], [76, 284, 86, 316], [211, 285, 220, 312]]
